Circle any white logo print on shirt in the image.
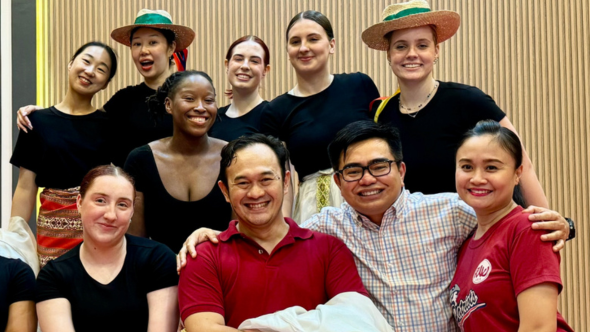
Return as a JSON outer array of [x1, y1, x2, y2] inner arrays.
[[472, 259, 491, 284]]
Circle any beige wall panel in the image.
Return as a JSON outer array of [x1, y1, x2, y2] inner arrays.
[[37, 0, 588, 330]]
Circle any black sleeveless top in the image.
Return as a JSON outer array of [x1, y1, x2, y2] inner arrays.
[[124, 145, 232, 252]]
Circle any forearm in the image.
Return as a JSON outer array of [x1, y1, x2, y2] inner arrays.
[[519, 153, 549, 208], [147, 287, 179, 332], [184, 312, 257, 332], [11, 172, 38, 221], [6, 301, 36, 332]]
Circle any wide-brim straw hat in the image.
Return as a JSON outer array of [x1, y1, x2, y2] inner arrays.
[[362, 0, 460, 51], [111, 9, 195, 52]]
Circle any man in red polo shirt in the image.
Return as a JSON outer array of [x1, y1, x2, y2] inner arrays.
[[178, 134, 368, 331]]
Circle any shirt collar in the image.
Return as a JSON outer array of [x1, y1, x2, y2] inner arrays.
[[343, 188, 408, 229], [219, 217, 313, 242]]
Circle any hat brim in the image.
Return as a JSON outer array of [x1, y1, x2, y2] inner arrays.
[[111, 24, 195, 52], [362, 11, 460, 51]]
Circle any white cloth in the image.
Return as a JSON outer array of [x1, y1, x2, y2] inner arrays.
[[0, 216, 40, 275], [293, 168, 344, 224], [238, 292, 393, 332]]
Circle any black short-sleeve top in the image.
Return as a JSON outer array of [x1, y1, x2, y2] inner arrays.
[[0, 256, 35, 331], [261, 73, 380, 179], [35, 235, 178, 332], [10, 107, 112, 189], [103, 83, 173, 166], [208, 101, 268, 142], [371, 81, 506, 195], [124, 145, 233, 252]]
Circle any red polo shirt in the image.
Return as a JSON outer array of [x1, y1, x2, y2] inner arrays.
[[178, 218, 368, 328]]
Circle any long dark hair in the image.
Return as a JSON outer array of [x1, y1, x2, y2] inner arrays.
[[286, 10, 334, 41]]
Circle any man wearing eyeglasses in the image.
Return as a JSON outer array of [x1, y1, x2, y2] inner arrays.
[[177, 121, 570, 331]]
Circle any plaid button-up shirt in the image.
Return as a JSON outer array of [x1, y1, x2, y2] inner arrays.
[[302, 189, 477, 332]]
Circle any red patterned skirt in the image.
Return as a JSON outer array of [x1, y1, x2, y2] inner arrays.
[[37, 187, 83, 267]]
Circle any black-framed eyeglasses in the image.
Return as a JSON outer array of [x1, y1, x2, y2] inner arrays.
[[335, 160, 398, 182]]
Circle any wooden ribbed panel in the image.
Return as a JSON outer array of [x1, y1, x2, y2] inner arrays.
[[36, 1, 588, 329]]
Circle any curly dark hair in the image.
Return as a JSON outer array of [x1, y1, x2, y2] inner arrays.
[[146, 70, 215, 119]]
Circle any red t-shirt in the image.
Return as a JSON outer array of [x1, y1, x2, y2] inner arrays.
[[450, 206, 573, 331], [178, 218, 368, 328]]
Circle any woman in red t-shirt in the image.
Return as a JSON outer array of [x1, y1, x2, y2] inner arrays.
[[450, 120, 573, 331]]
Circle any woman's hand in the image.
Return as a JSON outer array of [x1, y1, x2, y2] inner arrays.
[[176, 228, 220, 274], [524, 205, 569, 252], [17, 105, 42, 133]]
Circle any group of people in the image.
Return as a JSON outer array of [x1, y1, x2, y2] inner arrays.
[[2, 0, 575, 331]]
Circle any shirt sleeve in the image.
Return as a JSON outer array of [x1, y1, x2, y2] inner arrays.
[[124, 147, 146, 192], [461, 86, 506, 124], [144, 244, 179, 293], [178, 243, 225, 322], [10, 121, 43, 174], [35, 261, 66, 303], [7, 260, 35, 305], [359, 73, 381, 109], [324, 236, 369, 299], [259, 98, 284, 139], [510, 215, 563, 296]]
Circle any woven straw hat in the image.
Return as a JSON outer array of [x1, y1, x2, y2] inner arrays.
[[362, 0, 460, 51], [111, 9, 195, 52]]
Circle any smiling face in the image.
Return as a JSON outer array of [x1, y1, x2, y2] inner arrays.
[[455, 134, 523, 215], [387, 26, 439, 84], [77, 175, 135, 247], [286, 19, 335, 76], [165, 74, 217, 137], [218, 143, 290, 230], [130, 27, 175, 83], [68, 45, 112, 96], [225, 40, 269, 92], [334, 138, 405, 224]]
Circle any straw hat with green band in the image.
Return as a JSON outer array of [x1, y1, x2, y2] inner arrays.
[[362, 0, 460, 51], [111, 9, 195, 52]]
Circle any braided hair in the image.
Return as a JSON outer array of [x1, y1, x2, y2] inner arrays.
[[147, 70, 215, 119]]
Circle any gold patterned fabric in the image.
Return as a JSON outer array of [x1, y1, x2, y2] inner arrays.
[[37, 187, 83, 267], [316, 174, 332, 213]]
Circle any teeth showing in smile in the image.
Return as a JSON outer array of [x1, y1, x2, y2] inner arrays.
[[237, 74, 250, 80], [403, 64, 421, 68], [188, 116, 207, 124], [247, 202, 268, 209], [80, 77, 91, 84], [360, 190, 382, 196], [470, 189, 491, 194]]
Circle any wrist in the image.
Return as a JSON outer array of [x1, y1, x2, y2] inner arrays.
[[565, 218, 576, 241]]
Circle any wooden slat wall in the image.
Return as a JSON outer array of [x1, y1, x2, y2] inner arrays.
[[36, 1, 588, 329]]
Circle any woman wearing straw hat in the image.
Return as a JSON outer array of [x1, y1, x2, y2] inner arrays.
[[261, 10, 380, 223], [17, 9, 195, 167], [362, 0, 548, 208]]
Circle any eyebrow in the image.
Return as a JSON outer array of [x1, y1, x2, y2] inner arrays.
[[342, 158, 390, 168], [233, 54, 262, 60], [458, 158, 505, 164], [232, 171, 277, 182], [132, 34, 160, 40], [92, 192, 133, 201]]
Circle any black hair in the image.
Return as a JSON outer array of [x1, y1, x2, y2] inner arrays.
[[328, 120, 403, 171], [219, 134, 290, 188], [458, 120, 525, 206], [286, 10, 334, 41], [130, 27, 177, 65], [458, 120, 523, 168], [147, 70, 215, 119], [71, 41, 118, 82]]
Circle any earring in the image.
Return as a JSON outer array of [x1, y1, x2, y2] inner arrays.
[[434, 57, 439, 64]]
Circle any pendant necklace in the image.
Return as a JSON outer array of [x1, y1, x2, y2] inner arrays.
[[399, 81, 439, 118]]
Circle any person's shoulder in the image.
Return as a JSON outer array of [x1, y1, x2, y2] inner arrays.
[[502, 207, 533, 235], [0, 256, 34, 276], [438, 81, 490, 100], [126, 235, 175, 260], [127, 144, 152, 159], [406, 190, 462, 205], [217, 104, 230, 115], [333, 72, 372, 85], [41, 246, 80, 276], [27, 106, 59, 122]]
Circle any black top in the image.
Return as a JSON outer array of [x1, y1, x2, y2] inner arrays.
[[208, 101, 269, 142], [261, 73, 380, 178], [371, 81, 506, 194], [0, 257, 35, 331], [103, 82, 173, 167], [35, 235, 178, 332], [10, 107, 112, 189], [124, 145, 233, 252]]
